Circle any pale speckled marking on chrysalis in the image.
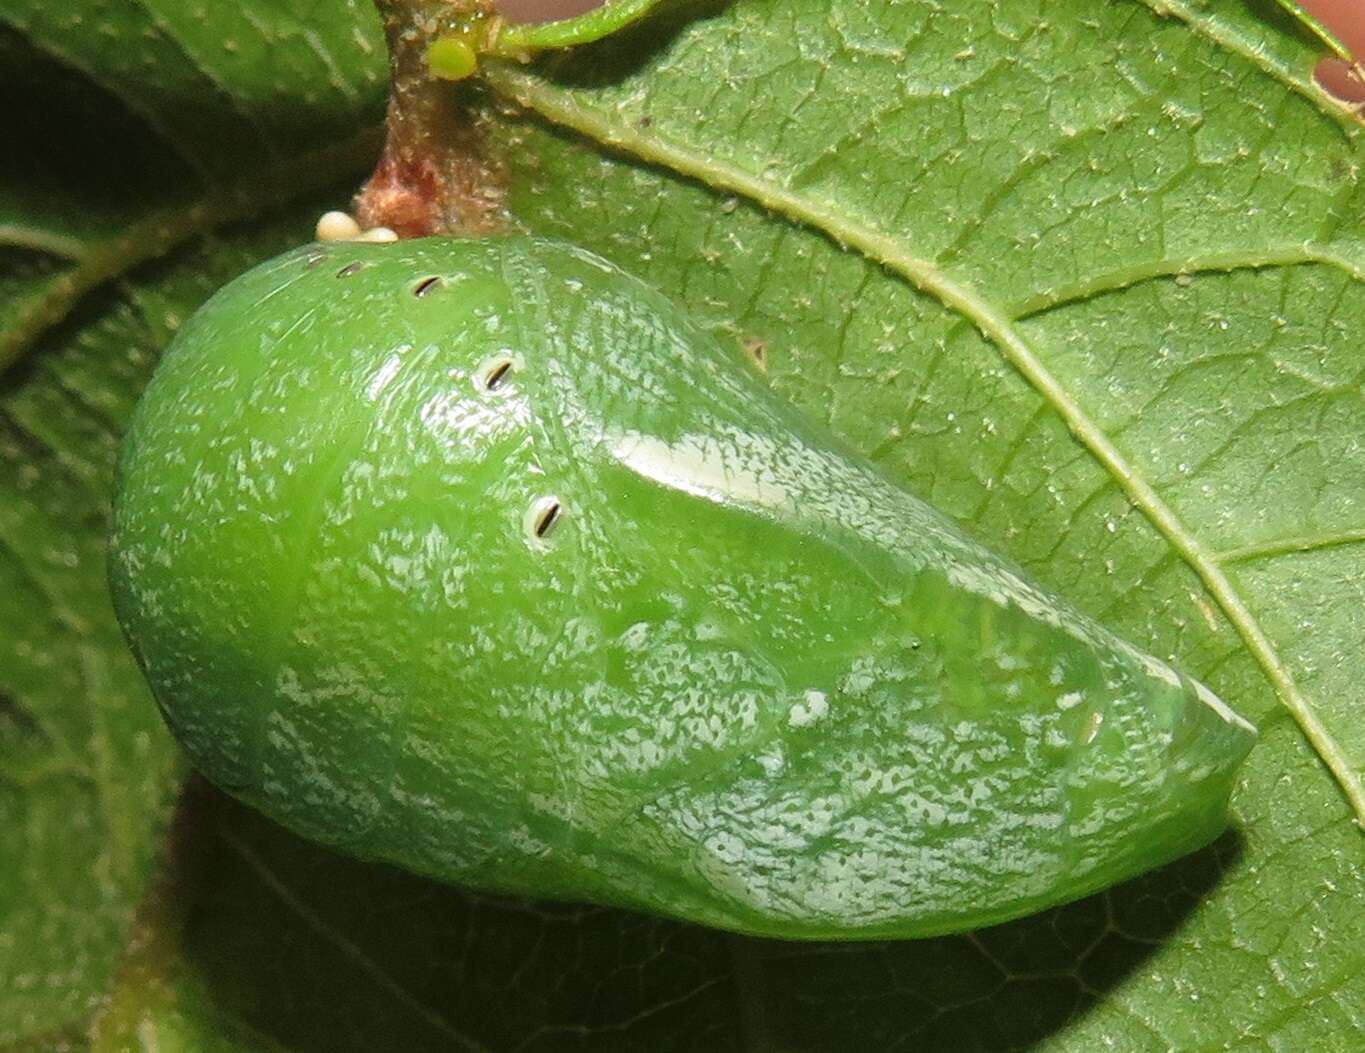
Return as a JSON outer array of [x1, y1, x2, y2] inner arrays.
[[109, 235, 1256, 940]]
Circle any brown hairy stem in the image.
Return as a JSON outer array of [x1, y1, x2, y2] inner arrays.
[[354, 0, 507, 236]]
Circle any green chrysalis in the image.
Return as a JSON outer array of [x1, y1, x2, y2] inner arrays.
[[109, 236, 1256, 939]]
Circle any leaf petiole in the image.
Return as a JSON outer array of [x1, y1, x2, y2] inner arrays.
[[489, 0, 667, 56]]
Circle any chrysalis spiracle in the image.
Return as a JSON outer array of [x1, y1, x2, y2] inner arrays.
[[109, 236, 1256, 939]]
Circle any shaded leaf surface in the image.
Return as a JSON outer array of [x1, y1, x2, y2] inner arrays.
[[0, 1, 384, 1044], [0, 279, 179, 1046], [4, 0, 1365, 1050]]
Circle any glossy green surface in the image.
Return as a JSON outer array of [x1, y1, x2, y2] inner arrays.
[[109, 236, 1256, 939]]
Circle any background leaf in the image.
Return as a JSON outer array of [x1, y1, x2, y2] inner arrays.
[[6, 0, 1365, 1049], [0, 3, 384, 1046]]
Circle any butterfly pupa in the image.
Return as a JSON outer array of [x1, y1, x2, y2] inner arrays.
[[109, 236, 1256, 939]]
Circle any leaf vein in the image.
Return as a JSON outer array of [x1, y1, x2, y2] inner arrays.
[[486, 61, 1365, 826], [1216, 527, 1365, 565], [1140, 0, 1363, 133], [0, 127, 382, 380], [221, 827, 493, 1053]]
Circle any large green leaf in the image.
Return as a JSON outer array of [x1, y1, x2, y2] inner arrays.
[[5, 0, 1364, 1049], [0, 4, 385, 1047]]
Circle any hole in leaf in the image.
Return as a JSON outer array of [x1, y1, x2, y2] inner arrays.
[[337, 262, 365, 278], [413, 276, 442, 297]]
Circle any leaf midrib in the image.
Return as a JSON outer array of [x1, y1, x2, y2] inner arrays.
[[0, 126, 383, 377], [480, 60, 1365, 828]]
